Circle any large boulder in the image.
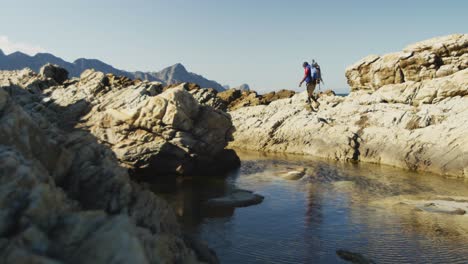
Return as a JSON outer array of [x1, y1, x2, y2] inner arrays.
[[80, 83, 235, 175], [164, 82, 228, 111], [229, 35, 468, 178], [39, 63, 69, 84], [346, 34, 468, 91], [26, 68, 237, 176]]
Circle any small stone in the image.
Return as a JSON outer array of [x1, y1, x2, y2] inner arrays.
[[281, 167, 307, 180], [450, 208, 466, 215]]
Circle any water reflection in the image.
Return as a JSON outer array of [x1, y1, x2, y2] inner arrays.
[[152, 150, 468, 264]]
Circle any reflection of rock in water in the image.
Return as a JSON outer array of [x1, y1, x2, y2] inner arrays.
[[148, 175, 233, 229], [203, 206, 235, 218], [184, 235, 220, 264], [151, 150, 468, 263], [336, 250, 376, 264], [373, 195, 468, 239], [205, 189, 264, 208], [149, 175, 266, 229], [332, 181, 357, 191]]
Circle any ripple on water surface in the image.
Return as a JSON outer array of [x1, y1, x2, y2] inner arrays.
[[156, 151, 468, 264]]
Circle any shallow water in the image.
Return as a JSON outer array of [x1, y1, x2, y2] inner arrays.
[[154, 151, 468, 264]]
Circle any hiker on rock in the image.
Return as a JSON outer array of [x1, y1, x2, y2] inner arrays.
[[299, 62, 320, 109]]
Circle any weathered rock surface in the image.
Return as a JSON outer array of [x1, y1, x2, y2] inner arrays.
[[260, 89, 296, 105], [217, 88, 295, 111], [0, 68, 223, 263], [346, 34, 468, 91], [39, 70, 236, 176], [164, 82, 228, 111], [229, 35, 468, 178]]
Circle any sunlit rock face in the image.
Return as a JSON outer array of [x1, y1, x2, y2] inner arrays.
[[217, 88, 296, 111], [346, 34, 468, 91], [32, 68, 237, 176], [229, 34, 468, 178], [0, 67, 227, 263]]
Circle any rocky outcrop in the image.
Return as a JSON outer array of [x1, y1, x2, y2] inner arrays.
[[39, 69, 237, 176], [164, 82, 228, 111], [346, 34, 468, 91], [0, 67, 225, 263], [217, 88, 295, 111], [260, 90, 296, 104], [229, 35, 468, 178], [39, 63, 69, 85]]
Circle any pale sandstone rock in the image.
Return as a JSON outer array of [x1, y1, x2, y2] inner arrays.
[[164, 82, 228, 111], [80, 84, 235, 174], [346, 34, 468, 91], [8, 68, 237, 175], [230, 86, 467, 177], [217, 88, 296, 111], [230, 35, 468, 178]]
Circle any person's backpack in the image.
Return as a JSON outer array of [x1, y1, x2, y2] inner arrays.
[[315, 65, 322, 84], [311, 59, 323, 84]]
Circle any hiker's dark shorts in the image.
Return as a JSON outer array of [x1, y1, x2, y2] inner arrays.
[[306, 82, 317, 98]]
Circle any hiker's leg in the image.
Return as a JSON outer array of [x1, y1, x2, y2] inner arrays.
[[307, 83, 318, 102], [306, 83, 314, 102]]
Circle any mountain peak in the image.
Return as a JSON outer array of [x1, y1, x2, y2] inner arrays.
[[0, 51, 227, 91], [171, 63, 187, 72], [8, 51, 30, 58], [74, 58, 101, 64], [0, 49, 4, 57], [34, 52, 62, 60]]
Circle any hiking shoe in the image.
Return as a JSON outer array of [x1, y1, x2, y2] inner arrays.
[[312, 101, 320, 109]]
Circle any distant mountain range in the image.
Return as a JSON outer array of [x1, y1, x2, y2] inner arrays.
[[0, 49, 226, 91]]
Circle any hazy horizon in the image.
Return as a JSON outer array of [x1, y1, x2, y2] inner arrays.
[[1, 0, 467, 93]]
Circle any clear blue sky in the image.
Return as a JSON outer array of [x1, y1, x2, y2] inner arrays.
[[1, 0, 467, 93]]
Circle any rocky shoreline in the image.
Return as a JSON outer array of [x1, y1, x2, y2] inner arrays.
[[229, 34, 468, 178], [0, 65, 237, 263], [0, 57, 298, 263], [0, 33, 466, 263]]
